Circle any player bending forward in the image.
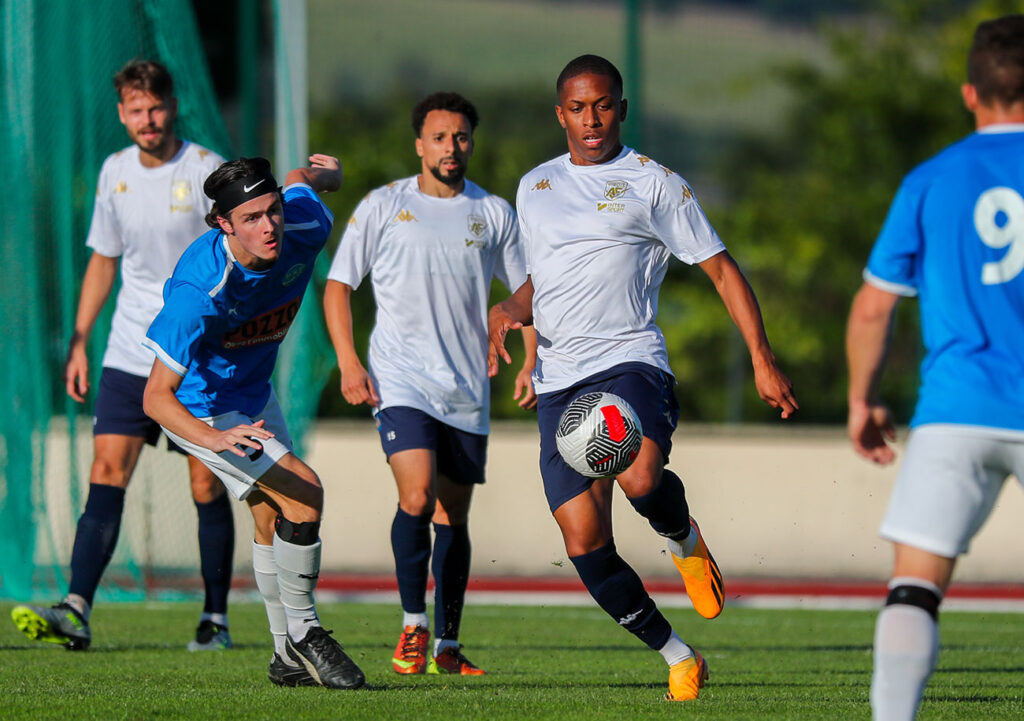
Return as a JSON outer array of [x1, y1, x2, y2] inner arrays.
[[142, 154, 364, 689], [489, 55, 797, 701]]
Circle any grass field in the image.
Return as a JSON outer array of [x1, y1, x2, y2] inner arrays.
[[1, 601, 1022, 720]]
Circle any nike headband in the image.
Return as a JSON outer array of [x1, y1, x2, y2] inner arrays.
[[214, 169, 280, 216]]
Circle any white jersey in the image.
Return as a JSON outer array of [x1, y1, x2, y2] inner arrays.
[[517, 146, 725, 393], [327, 176, 526, 434], [86, 141, 223, 377]]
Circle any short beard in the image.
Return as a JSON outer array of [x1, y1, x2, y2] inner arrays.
[[429, 162, 466, 187]]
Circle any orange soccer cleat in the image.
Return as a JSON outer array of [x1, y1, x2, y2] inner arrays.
[[392, 625, 431, 674], [671, 517, 725, 619], [427, 645, 486, 675], [666, 645, 709, 701]]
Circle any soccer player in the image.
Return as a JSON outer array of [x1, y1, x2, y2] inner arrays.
[[488, 55, 797, 701], [10, 59, 235, 652], [141, 153, 364, 689], [846, 15, 1024, 720], [323, 91, 536, 676]]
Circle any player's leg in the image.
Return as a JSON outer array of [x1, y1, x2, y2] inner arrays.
[[872, 427, 1009, 720], [186, 454, 235, 651]]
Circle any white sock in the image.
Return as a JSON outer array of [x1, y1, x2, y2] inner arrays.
[[252, 541, 287, 645], [667, 530, 698, 559], [403, 612, 429, 630], [435, 638, 459, 655], [871, 579, 941, 721], [272, 534, 322, 642], [200, 612, 228, 628], [657, 630, 694, 666], [64, 594, 90, 621]]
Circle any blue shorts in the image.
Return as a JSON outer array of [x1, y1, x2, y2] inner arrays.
[[93, 367, 183, 453], [375, 406, 488, 485], [536, 362, 679, 512]]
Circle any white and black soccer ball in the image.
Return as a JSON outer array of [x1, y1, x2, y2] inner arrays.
[[555, 392, 643, 478]]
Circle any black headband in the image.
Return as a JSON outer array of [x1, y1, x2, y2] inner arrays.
[[214, 170, 279, 216]]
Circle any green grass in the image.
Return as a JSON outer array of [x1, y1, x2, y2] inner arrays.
[[1, 601, 1022, 720]]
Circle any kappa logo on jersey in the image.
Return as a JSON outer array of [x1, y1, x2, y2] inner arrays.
[[681, 184, 693, 202], [637, 155, 652, 166], [659, 164, 675, 177], [222, 298, 301, 349], [170, 180, 194, 213], [604, 180, 629, 200], [532, 179, 552, 191], [282, 263, 306, 286], [347, 215, 357, 227], [394, 209, 418, 223], [467, 214, 487, 238], [198, 149, 210, 159]]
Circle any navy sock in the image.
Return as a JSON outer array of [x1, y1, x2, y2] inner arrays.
[[432, 522, 471, 641], [570, 540, 672, 650], [195, 494, 235, 615], [391, 508, 432, 614], [68, 484, 126, 605], [626, 469, 690, 541]]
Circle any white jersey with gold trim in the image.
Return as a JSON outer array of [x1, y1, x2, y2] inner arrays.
[[517, 146, 725, 394], [327, 176, 525, 434], [86, 140, 223, 377]]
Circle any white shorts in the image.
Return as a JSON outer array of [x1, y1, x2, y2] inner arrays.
[[161, 391, 294, 501], [880, 424, 1024, 557]]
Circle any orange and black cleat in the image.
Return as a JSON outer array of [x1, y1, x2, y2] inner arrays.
[[671, 517, 725, 619], [392, 625, 430, 674], [666, 645, 709, 701]]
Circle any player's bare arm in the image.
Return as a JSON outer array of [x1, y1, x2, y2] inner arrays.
[[487, 277, 534, 377], [143, 359, 274, 457], [845, 282, 900, 464], [284, 153, 342, 193], [65, 252, 119, 402], [698, 251, 798, 418], [514, 325, 538, 410], [323, 279, 379, 406]]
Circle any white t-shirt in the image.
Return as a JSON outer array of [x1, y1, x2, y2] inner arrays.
[[86, 141, 224, 377], [327, 176, 526, 434], [517, 146, 725, 393]]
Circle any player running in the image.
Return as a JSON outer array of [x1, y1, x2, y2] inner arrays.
[[141, 153, 364, 689], [488, 55, 797, 701], [323, 91, 535, 676], [846, 15, 1024, 721], [11, 59, 234, 652]]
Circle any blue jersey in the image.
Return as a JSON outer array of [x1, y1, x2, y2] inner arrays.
[[144, 183, 333, 417], [865, 126, 1024, 431]]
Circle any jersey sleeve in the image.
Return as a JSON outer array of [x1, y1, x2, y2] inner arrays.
[[491, 201, 528, 293], [85, 157, 124, 257], [649, 171, 725, 264], [515, 176, 535, 275], [143, 281, 215, 376], [863, 180, 922, 297], [326, 191, 383, 290], [281, 183, 334, 251]]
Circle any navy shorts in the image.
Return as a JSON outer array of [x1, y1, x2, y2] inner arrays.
[[375, 406, 488, 485], [536, 362, 680, 512], [93, 367, 184, 453]]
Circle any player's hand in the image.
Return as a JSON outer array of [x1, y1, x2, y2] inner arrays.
[[65, 335, 90, 403], [340, 360, 379, 407], [308, 153, 339, 171], [207, 419, 275, 457], [848, 400, 896, 465], [304, 153, 342, 193], [488, 304, 522, 378], [513, 366, 537, 410], [752, 357, 798, 419]]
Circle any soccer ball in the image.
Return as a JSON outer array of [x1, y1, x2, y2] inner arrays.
[[555, 392, 643, 478]]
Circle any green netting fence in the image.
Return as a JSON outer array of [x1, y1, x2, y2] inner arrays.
[[0, 0, 329, 602]]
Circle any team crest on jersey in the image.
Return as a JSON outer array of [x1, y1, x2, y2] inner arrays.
[[172, 181, 191, 201], [604, 180, 629, 200], [114, 181, 128, 194], [394, 209, 417, 223], [282, 263, 306, 286], [467, 214, 487, 238], [532, 179, 552, 191]]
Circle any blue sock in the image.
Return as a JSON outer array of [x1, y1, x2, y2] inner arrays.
[[570, 540, 672, 650], [68, 484, 126, 606], [195, 494, 235, 615], [432, 522, 471, 641], [391, 508, 431, 614], [626, 469, 690, 541]]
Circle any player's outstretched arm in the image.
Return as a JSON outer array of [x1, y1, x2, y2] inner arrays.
[[143, 359, 274, 457], [488, 277, 534, 378], [846, 282, 900, 464], [698, 251, 798, 419], [323, 279, 379, 406], [284, 153, 342, 194], [66, 252, 119, 402]]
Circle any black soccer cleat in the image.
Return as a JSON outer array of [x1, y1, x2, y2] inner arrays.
[[286, 626, 365, 689], [11, 602, 91, 651], [268, 652, 319, 687]]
